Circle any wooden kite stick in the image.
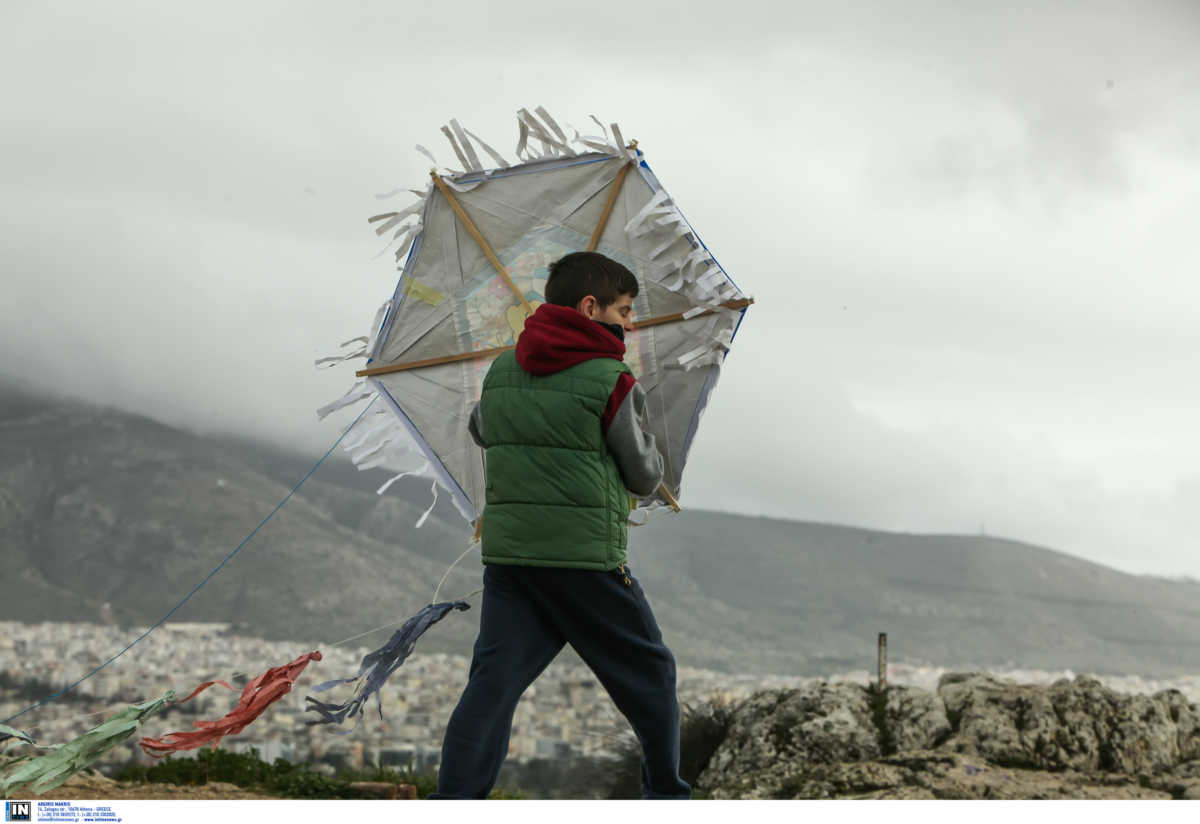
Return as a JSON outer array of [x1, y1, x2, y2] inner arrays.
[[353, 298, 754, 378], [631, 298, 754, 331], [587, 159, 634, 252], [356, 345, 516, 377], [430, 172, 534, 316], [657, 482, 682, 512]]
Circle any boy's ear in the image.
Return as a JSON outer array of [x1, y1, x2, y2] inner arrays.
[[576, 295, 597, 317]]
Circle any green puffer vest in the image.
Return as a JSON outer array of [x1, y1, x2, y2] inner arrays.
[[479, 350, 632, 570]]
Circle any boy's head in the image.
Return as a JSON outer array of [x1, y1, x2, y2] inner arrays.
[[545, 251, 639, 331]]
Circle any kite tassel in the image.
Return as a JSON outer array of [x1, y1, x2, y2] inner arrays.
[[366, 193, 426, 267], [376, 460, 431, 495], [314, 336, 369, 369], [368, 200, 423, 236], [463, 125, 511, 169], [441, 123, 478, 173], [323, 400, 449, 530], [373, 186, 426, 201], [516, 107, 577, 159], [415, 477, 438, 528], [316, 382, 375, 420]]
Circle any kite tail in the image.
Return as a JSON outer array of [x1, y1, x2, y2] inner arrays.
[[1, 692, 174, 797], [139, 651, 321, 758], [305, 601, 469, 731]]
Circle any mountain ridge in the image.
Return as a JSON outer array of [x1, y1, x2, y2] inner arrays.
[[2, 378, 1199, 677]]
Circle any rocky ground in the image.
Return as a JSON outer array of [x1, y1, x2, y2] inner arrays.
[[699, 671, 1200, 799], [11, 670, 1200, 800]]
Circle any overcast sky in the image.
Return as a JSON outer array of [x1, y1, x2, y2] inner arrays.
[[3, 1, 1199, 577]]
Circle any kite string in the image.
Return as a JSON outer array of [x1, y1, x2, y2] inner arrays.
[[7, 585, 487, 738], [432, 541, 481, 604], [0, 399, 378, 730]]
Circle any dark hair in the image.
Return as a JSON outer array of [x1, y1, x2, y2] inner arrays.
[[545, 252, 639, 308]]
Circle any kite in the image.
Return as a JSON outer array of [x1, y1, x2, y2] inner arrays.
[[304, 600, 470, 731], [318, 107, 752, 529], [139, 651, 321, 757], [1, 691, 174, 796]]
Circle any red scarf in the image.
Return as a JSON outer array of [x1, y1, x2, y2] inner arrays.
[[515, 303, 625, 376]]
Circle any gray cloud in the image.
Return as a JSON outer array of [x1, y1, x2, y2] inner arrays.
[[4, 0, 1200, 577]]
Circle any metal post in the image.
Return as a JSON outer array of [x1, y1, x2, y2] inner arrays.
[[877, 632, 888, 692]]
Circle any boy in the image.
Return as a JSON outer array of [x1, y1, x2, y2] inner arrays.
[[429, 251, 691, 800]]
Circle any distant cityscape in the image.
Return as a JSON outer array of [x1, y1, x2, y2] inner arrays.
[[3, 621, 1198, 776], [0, 621, 808, 774]]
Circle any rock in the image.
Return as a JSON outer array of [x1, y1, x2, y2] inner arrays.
[[1164, 691, 1200, 762], [1141, 758, 1200, 800], [697, 677, 1200, 799], [938, 672, 1062, 768], [699, 682, 880, 798], [885, 686, 952, 752], [712, 748, 1171, 800], [938, 672, 1200, 774], [766, 756, 919, 800]]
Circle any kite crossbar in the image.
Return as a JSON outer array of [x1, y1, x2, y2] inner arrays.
[[631, 297, 753, 331], [356, 346, 516, 377], [657, 483, 682, 512], [587, 151, 636, 252], [354, 298, 754, 378], [430, 171, 534, 316]]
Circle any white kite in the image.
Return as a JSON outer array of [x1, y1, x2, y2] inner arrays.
[[319, 107, 752, 529]]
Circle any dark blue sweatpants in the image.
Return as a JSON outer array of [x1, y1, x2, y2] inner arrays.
[[429, 562, 691, 800]]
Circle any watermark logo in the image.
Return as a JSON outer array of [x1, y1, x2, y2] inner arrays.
[[4, 801, 31, 822]]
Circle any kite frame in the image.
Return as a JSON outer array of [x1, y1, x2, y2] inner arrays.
[[334, 122, 752, 525]]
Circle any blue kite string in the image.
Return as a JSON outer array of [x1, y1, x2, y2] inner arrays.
[[0, 400, 377, 727]]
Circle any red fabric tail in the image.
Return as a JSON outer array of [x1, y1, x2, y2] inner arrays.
[[173, 679, 234, 706], [515, 303, 624, 375], [140, 651, 322, 758]]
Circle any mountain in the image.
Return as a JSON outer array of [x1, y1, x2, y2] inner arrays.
[[3, 379, 1200, 677]]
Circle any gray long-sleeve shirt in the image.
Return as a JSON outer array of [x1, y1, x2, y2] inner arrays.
[[469, 381, 664, 498]]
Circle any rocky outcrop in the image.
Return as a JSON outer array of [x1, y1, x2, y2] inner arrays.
[[885, 685, 953, 752], [754, 750, 1181, 800], [701, 683, 880, 798], [939, 672, 1200, 774], [697, 673, 1200, 800]]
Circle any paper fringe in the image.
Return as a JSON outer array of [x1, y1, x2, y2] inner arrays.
[[366, 189, 428, 268], [420, 107, 634, 180], [315, 387, 449, 524]]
